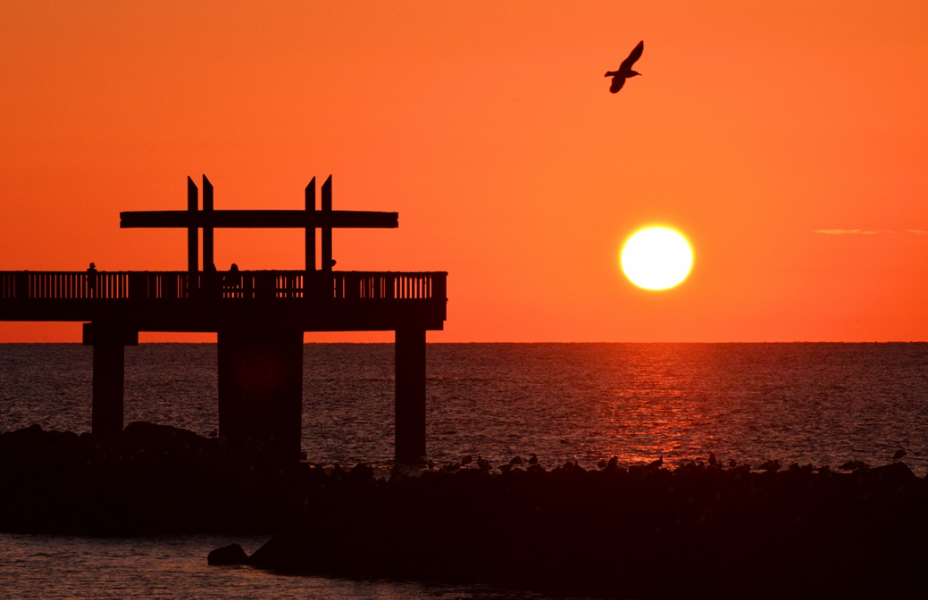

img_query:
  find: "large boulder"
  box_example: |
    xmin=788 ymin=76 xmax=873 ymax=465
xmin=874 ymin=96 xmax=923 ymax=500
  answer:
xmin=247 ymin=535 xmax=309 ymax=571
xmin=123 ymin=421 xmax=211 ymax=453
xmin=208 ymin=543 xmax=249 ymax=565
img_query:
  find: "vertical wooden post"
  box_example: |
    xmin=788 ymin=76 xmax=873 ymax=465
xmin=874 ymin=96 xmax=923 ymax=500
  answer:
xmin=187 ymin=177 xmax=199 ymax=273
xmin=395 ymin=326 xmax=426 ymax=465
xmin=202 ymin=175 xmax=214 ymax=271
xmin=305 ymin=177 xmax=316 ymax=272
xmin=321 ymin=175 xmax=333 ymax=271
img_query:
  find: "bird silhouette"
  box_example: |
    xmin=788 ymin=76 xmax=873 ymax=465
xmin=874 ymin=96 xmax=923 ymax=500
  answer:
xmin=605 ymin=40 xmax=644 ymax=94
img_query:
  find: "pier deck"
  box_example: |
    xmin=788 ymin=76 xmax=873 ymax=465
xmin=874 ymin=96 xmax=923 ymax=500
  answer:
xmin=0 ymin=270 xmax=446 ymax=331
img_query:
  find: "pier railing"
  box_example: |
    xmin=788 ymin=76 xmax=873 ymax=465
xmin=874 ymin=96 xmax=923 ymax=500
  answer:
xmin=0 ymin=271 xmax=446 ymax=303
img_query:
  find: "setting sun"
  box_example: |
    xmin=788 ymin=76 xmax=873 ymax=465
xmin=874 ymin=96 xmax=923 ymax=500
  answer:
xmin=620 ymin=225 xmax=694 ymax=291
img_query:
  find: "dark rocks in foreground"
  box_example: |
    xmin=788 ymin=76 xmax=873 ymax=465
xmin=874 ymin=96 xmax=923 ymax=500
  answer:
xmin=2 ymin=423 xmax=928 ymax=596
xmin=0 ymin=422 xmax=307 ymax=535
xmin=208 ymin=543 xmax=249 ymax=566
xmin=242 ymin=459 xmax=928 ymax=597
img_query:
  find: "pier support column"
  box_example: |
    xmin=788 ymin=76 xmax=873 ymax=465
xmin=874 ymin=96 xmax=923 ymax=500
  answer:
xmin=87 ymin=323 xmax=135 ymax=438
xmin=395 ymin=327 xmax=426 ymax=465
xmin=217 ymin=327 xmax=303 ymax=461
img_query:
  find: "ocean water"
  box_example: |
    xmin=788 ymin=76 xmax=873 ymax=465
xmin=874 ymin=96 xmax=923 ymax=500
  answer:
xmin=1 ymin=343 xmax=927 ymax=598
xmin=0 ymin=534 xmax=513 ymax=600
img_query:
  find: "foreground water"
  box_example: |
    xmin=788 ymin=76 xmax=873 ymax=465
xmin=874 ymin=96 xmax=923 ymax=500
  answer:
xmin=1 ymin=343 xmax=926 ymax=598
xmin=0 ymin=534 xmax=518 ymax=599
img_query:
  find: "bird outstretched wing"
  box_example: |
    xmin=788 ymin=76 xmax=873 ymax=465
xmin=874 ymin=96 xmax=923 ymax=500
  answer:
xmin=619 ymin=40 xmax=644 ymax=72
xmin=609 ymin=77 xmax=625 ymax=94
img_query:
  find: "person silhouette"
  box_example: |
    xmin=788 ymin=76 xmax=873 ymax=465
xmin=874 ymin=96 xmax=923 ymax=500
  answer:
xmin=227 ymin=263 xmax=241 ymax=298
xmin=86 ymin=262 xmax=97 ymax=298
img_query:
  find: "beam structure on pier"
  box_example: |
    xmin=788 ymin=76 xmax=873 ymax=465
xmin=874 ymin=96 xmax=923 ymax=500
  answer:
xmin=121 ymin=209 xmax=398 ymax=230
xmin=0 ymin=174 xmax=446 ymax=467
xmin=122 ymin=175 xmax=396 ymax=275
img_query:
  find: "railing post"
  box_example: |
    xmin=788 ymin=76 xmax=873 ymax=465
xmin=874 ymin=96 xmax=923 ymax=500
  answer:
xmin=164 ymin=273 xmax=177 ymax=300
xmin=16 ymin=272 xmax=27 ymax=300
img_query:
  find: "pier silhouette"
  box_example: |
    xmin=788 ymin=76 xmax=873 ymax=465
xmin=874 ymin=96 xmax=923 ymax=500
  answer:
xmin=0 ymin=175 xmax=447 ymax=465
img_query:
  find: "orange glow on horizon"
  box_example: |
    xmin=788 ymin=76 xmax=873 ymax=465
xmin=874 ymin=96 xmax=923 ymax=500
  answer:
xmin=1 ymin=1 xmax=927 ymax=342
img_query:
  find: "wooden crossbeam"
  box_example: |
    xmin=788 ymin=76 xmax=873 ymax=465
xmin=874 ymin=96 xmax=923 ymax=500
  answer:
xmin=120 ymin=210 xmax=398 ymax=229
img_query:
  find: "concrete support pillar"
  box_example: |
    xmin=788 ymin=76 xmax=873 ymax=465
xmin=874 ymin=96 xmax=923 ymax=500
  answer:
xmin=217 ymin=327 xmax=304 ymax=461
xmin=395 ymin=327 xmax=426 ymax=465
xmin=91 ymin=326 xmax=125 ymax=438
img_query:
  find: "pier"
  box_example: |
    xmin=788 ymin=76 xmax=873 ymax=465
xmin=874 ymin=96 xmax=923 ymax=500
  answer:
xmin=0 ymin=175 xmax=447 ymax=464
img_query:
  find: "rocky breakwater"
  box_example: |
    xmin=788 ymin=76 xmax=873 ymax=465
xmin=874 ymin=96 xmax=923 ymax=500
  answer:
xmin=0 ymin=422 xmax=313 ymax=535
xmin=2 ymin=423 xmax=926 ymax=596
xmin=241 ymin=458 xmax=928 ymax=597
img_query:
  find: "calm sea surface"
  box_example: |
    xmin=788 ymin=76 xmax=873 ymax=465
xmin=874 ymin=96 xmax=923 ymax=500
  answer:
xmin=1 ymin=343 xmax=926 ymax=598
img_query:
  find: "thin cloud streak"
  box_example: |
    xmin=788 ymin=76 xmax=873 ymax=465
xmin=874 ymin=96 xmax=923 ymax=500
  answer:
xmin=814 ymin=228 xmax=928 ymax=237
xmin=814 ymin=228 xmax=880 ymax=236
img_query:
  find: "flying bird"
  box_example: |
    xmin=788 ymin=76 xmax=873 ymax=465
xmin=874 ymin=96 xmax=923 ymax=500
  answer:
xmin=605 ymin=40 xmax=644 ymax=94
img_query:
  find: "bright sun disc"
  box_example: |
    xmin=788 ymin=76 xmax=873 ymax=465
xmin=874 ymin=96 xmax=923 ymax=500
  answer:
xmin=620 ymin=225 xmax=694 ymax=291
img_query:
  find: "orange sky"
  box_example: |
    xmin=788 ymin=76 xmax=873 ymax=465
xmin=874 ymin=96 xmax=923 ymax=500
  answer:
xmin=1 ymin=0 xmax=926 ymax=342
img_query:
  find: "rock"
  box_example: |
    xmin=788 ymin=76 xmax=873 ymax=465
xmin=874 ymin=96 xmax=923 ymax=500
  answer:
xmin=758 ymin=460 xmax=781 ymax=473
xmin=248 ymin=535 xmax=314 ymax=571
xmin=839 ymin=460 xmax=870 ymax=472
xmin=864 ymin=461 xmax=916 ymax=485
xmin=208 ymin=543 xmax=249 ymax=565
xmin=123 ymin=421 xmax=210 ymax=452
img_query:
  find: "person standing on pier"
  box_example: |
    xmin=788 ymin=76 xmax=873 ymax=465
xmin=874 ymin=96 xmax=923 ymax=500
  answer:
xmin=226 ymin=263 xmax=241 ymax=298
xmin=86 ymin=262 xmax=97 ymax=298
